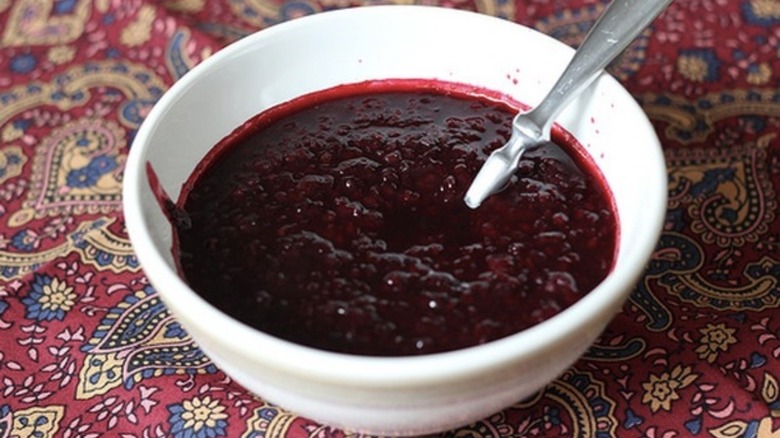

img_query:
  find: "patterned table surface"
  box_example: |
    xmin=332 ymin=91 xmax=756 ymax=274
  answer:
xmin=1 ymin=0 xmax=779 ymax=437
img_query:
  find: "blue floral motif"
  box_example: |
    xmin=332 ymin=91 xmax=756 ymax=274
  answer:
xmin=10 ymin=54 xmax=37 ymax=74
xmin=13 ymin=119 xmax=30 ymax=131
xmin=678 ymin=48 xmax=721 ymax=82
xmin=66 ymin=155 xmax=118 ymax=188
xmin=53 ymin=0 xmax=78 ymax=14
xmin=743 ymin=419 xmax=761 ymax=438
xmin=742 ymin=1 xmax=780 ymax=26
xmin=164 ymin=321 xmax=188 ymax=339
xmin=689 ymin=167 xmax=736 ymax=197
xmin=66 ymin=167 xmax=100 ymax=188
xmin=89 ymin=155 xmax=118 ymax=173
xmin=0 ymin=404 xmax=11 ymax=436
xmin=623 ymin=408 xmax=643 ymax=429
xmin=21 ymin=274 xmax=77 ymax=321
xmin=684 ymin=416 xmax=703 ymax=434
xmin=168 ymin=396 xmax=228 ymax=438
xmin=10 ymin=230 xmax=37 ymax=252
xmin=6 ymin=154 xmax=21 ymax=165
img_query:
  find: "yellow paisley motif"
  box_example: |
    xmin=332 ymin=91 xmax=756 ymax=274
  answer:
xmin=76 ymin=352 xmax=125 ymax=399
xmin=1 ymin=0 xmax=91 ymax=47
xmin=11 ymin=405 xmax=65 ymax=438
xmin=0 ymin=61 xmax=165 ymax=129
xmin=643 ymin=89 xmax=780 ymax=144
xmin=0 ymin=217 xmax=138 ymax=280
xmin=120 ymin=4 xmax=157 ymax=47
xmin=762 ymin=372 xmax=779 ymax=415
xmin=8 ymin=118 xmax=126 ymax=227
xmin=242 ymin=406 xmax=297 ymax=438
xmin=1 ymin=61 xmax=165 ymax=227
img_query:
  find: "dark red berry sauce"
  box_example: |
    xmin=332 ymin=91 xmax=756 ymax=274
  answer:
xmin=172 ymin=80 xmax=617 ymax=356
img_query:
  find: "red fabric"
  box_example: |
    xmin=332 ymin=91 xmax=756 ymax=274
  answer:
xmin=0 ymin=0 xmax=778 ymax=437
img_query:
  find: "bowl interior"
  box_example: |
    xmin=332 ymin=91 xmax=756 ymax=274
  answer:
xmin=125 ymin=5 xmax=666 ymax=376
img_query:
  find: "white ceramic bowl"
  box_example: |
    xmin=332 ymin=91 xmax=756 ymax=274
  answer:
xmin=123 ymin=5 xmax=666 ymax=435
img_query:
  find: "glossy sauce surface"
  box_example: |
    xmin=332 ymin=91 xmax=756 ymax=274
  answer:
xmin=173 ymin=82 xmax=617 ymax=356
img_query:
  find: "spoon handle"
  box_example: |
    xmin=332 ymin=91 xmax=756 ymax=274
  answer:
xmin=463 ymin=0 xmax=672 ymax=209
xmin=526 ymin=0 xmax=674 ymax=135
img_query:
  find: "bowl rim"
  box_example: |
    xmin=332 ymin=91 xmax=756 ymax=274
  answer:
xmin=123 ymin=4 xmax=667 ymax=388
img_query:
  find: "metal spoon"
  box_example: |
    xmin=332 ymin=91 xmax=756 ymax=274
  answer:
xmin=463 ymin=0 xmax=673 ymax=209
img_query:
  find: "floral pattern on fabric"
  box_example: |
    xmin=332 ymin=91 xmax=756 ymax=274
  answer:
xmin=0 ymin=0 xmax=779 ymax=436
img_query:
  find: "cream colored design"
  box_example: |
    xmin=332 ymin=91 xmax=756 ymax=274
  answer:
xmin=47 ymin=45 xmax=77 ymax=65
xmin=120 ymin=4 xmax=157 ymax=47
xmin=750 ymin=0 xmax=780 ymax=18
xmin=0 ymin=218 xmax=140 ymax=280
xmin=78 ymin=288 xmax=213 ymax=399
xmin=8 ymin=118 xmax=126 ymax=227
xmin=641 ymin=365 xmax=698 ymax=413
xmin=685 ymin=135 xmax=775 ymax=247
xmin=242 ymin=406 xmax=296 ymax=438
xmin=695 ymin=323 xmax=737 ymax=363
xmin=0 ymin=61 xmax=166 ymax=227
xmin=1 ymin=0 xmax=91 ymax=47
xmin=73 ymin=218 xmax=140 ymax=273
xmin=0 ymin=61 xmax=166 ymax=130
xmin=76 ymin=351 xmax=125 ymax=399
xmin=163 ymin=0 xmax=206 ymax=13
xmin=643 ymin=89 xmax=780 ymax=144
xmin=179 ymin=397 xmax=228 ymax=433
xmin=11 ymin=405 xmax=65 ymax=438
xmin=229 ymin=0 xmax=514 ymax=28
xmin=677 ymin=53 xmax=711 ymax=82
xmin=0 ymin=146 xmax=27 ymax=185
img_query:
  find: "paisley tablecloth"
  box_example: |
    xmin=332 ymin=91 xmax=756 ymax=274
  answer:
xmin=0 ymin=0 xmax=778 ymax=436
